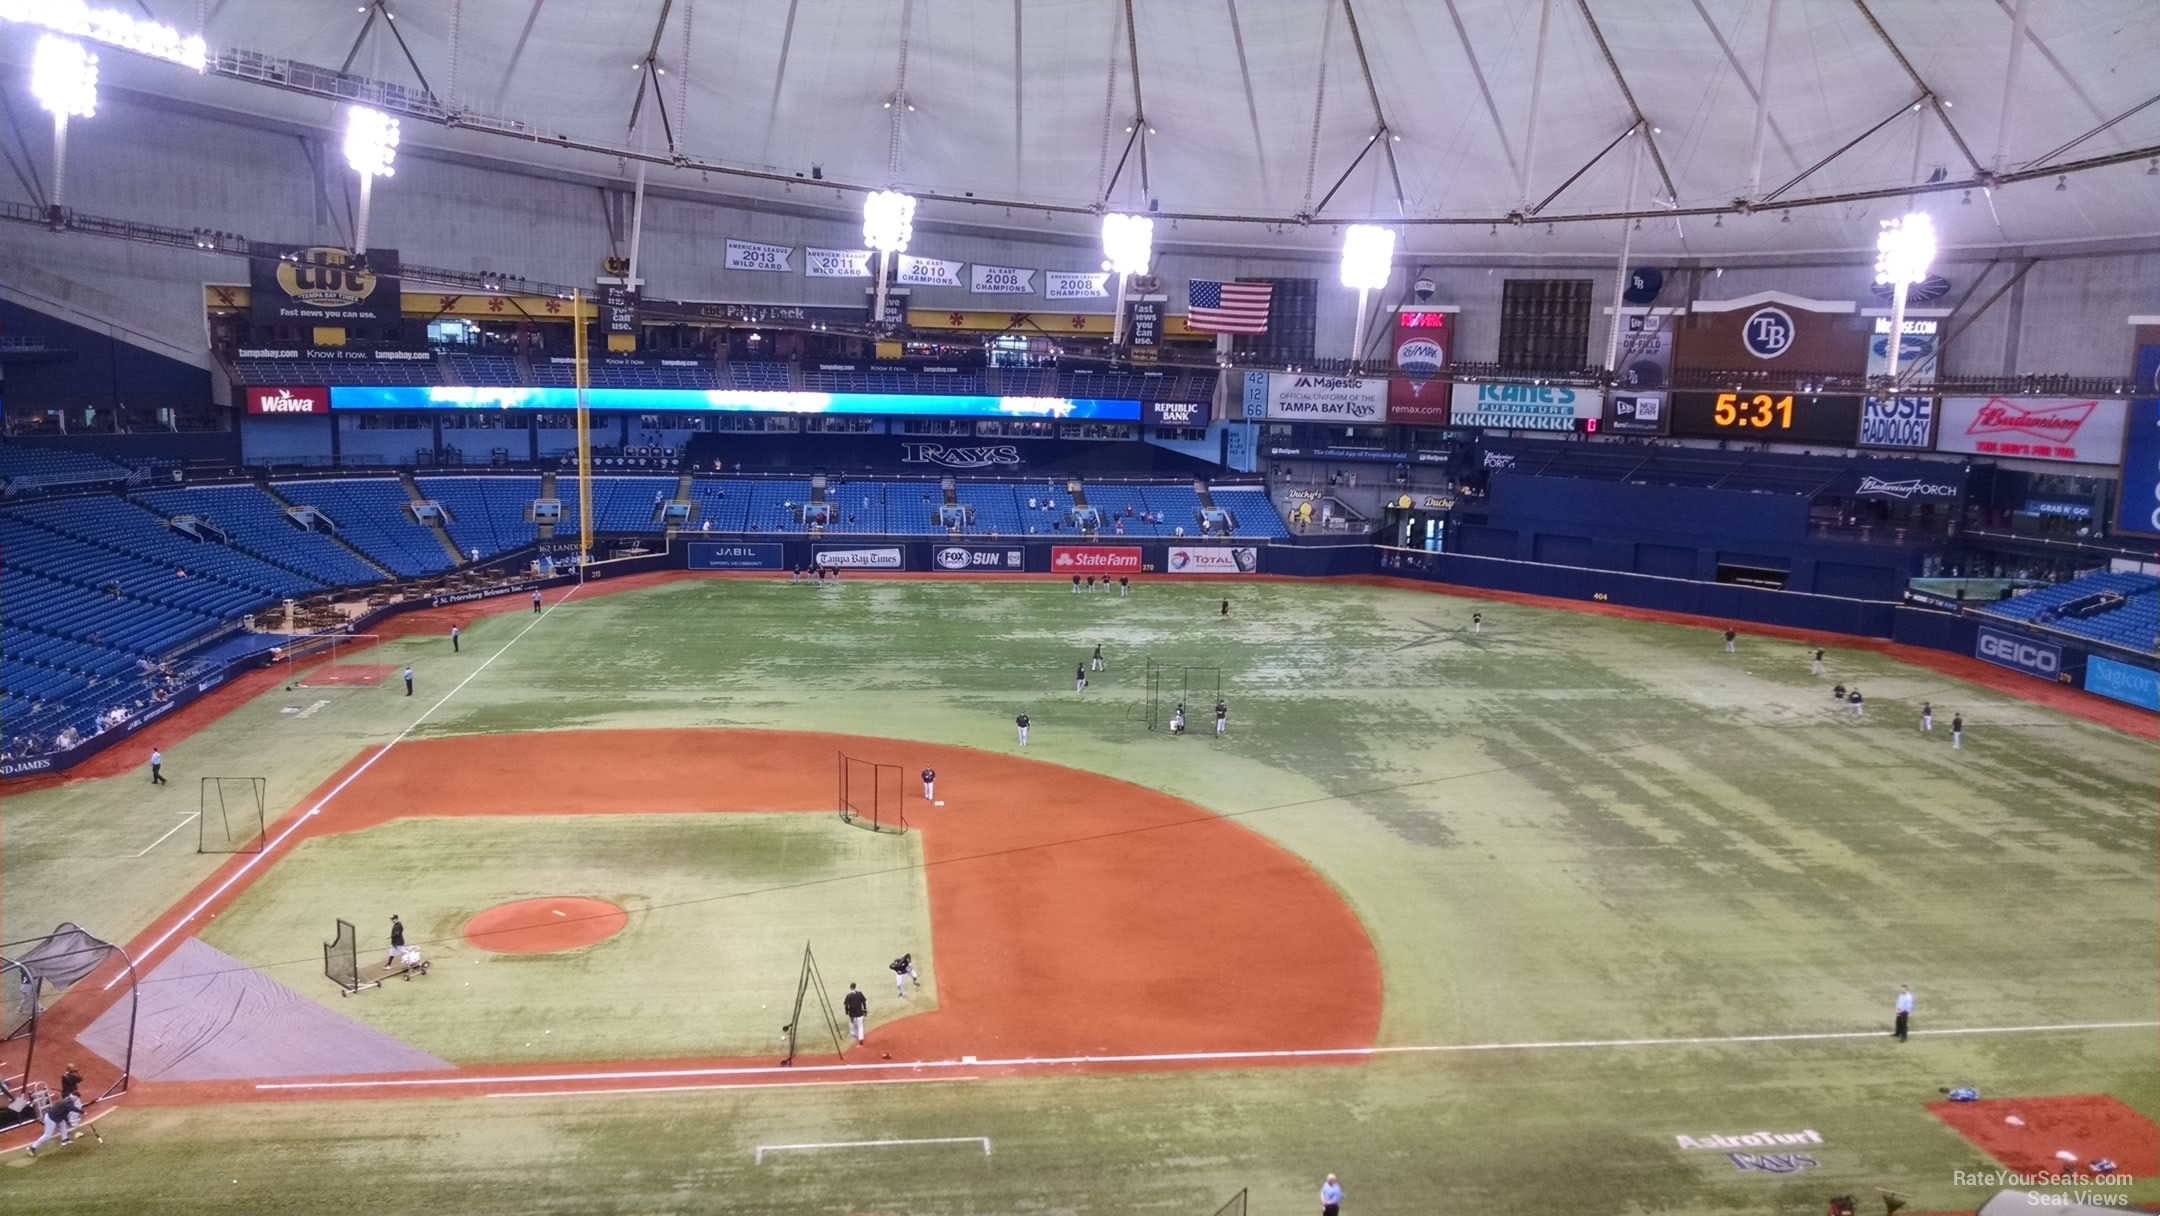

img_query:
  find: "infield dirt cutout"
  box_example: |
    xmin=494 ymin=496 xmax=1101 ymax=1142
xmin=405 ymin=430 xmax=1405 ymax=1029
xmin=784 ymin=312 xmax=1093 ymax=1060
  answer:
xmin=463 ymin=897 xmax=629 ymax=953
xmin=52 ymin=728 xmax=1383 ymax=1106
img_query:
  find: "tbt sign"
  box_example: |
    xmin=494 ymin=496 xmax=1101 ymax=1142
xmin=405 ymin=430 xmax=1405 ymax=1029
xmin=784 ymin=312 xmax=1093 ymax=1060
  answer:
xmin=815 ymin=547 xmax=903 ymax=570
xmin=1975 ymin=626 xmax=2062 ymax=680
xmin=248 ymin=244 xmax=401 ymax=324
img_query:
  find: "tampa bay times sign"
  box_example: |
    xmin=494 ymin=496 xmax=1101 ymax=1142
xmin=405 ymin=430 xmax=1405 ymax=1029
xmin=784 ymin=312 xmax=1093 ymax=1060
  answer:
xmin=248 ymin=244 xmax=402 ymax=324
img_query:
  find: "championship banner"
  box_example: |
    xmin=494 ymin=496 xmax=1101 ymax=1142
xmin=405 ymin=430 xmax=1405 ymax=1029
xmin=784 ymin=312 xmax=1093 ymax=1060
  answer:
xmin=806 ymin=248 xmax=874 ymax=278
xmin=1050 ymin=545 xmax=1141 ymax=574
xmin=688 ymin=542 xmax=784 ymax=570
xmin=1858 ymin=315 xmax=1938 ymax=448
xmin=598 ymin=284 xmax=639 ymax=337
xmin=814 ymin=547 xmax=903 ymax=570
xmin=932 ymin=545 xmax=1026 ymax=572
xmin=2115 ymin=346 xmax=2160 ymax=536
xmin=969 ymin=264 xmax=1035 ymax=294
xmin=1604 ymin=392 xmax=1666 ymax=435
xmin=1165 ymin=546 xmax=1260 ymax=575
xmin=1264 ymin=374 xmax=1387 ymax=422
xmin=1387 ymin=310 xmax=1451 ymax=422
xmin=247 ymin=244 xmax=401 ymax=323
xmin=896 ymin=256 xmax=964 ymax=287
xmin=1935 ymin=396 xmax=2126 ymax=464
xmin=724 ymin=239 xmax=794 ymax=272
xmin=1448 ymin=382 xmax=1596 ymax=430
xmin=1046 ymin=271 xmax=1111 ymax=300
xmin=246 ymin=386 xmax=329 ymax=415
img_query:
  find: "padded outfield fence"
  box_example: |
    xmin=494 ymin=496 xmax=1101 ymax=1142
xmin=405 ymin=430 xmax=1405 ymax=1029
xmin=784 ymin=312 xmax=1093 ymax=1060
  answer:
xmin=837 ymin=752 xmax=906 ymax=833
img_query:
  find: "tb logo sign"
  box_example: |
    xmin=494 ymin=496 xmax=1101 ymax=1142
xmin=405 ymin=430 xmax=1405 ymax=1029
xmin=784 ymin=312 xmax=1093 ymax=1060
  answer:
xmin=1742 ymin=307 xmax=1795 ymax=360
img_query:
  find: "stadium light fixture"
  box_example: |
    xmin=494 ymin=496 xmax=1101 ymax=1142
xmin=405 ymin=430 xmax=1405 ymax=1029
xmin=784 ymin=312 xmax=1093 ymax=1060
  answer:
xmin=343 ymin=105 xmax=400 ymax=256
xmin=1339 ymin=224 xmax=1396 ymax=366
xmin=1873 ymin=211 xmax=1935 ymax=379
xmin=862 ymin=190 xmax=917 ymax=326
xmin=0 ymin=0 xmax=208 ymax=71
xmin=1101 ymin=213 xmax=1153 ymax=345
xmin=31 ymin=35 xmax=97 ymax=215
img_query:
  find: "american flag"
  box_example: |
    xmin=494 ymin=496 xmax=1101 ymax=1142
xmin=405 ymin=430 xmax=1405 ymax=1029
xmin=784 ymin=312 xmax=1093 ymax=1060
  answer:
xmin=1186 ymin=279 xmax=1273 ymax=334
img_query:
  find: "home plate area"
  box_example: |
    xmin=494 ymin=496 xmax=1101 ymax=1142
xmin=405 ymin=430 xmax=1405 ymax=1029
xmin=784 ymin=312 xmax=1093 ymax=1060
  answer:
xmin=77 ymin=938 xmax=450 ymax=1082
xmin=1928 ymin=1094 xmax=2158 ymax=1181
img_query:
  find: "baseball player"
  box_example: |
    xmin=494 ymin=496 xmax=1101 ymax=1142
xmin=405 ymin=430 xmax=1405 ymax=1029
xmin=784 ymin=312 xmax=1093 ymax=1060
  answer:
xmin=1811 ymin=647 xmax=1825 ymax=675
xmin=450 ymin=625 xmax=461 ymax=653
xmin=1951 ymin=713 xmax=1963 ymax=749
xmin=386 ymin=914 xmax=406 ymax=966
xmin=531 ymin=589 xmax=542 ymax=613
xmin=1832 ymin=682 xmax=1847 ymax=704
xmin=25 ymin=1092 xmax=83 ymax=1156
xmin=1472 ymin=611 xmax=1482 ymax=635
xmin=1220 ymin=597 xmax=1230 ymax=617
xmin=843 ymin=983 xmax=867 ymax=1044
xmin=1170 ymin=703 xmax=1187 ymax=735
xmin=1075 ymin=662 xmax=1088 ymax=693
xmin=1215 ymin=699 xmax=1227 ymax=737
xmin=1091 ymin=644 xmax=1104 ymax=672
xmin=1893 ymin=985 xmax=1914 ymax=1041
xmin=1118 ymin=576 xmax=1129 ymax=597
xmin=1015 ymin=712 xmax=1029 ymax=747
xmin=1921 ymin=701 xmax=1933 ymax=732
xmin=1723 ymin=628 xmax=1737 ymax=653
xmin=1071 ymin=574 xmax=1081 ymax=594
xmin=890 ymin=952 xmax=920 ymax=996
xmin=1848 ymin=687 xmax=1864 ymax=718
xmin=921 ymin=766 xmax=935 ymax=802
xmin=403 ymin=665 xmax=414 ymax=696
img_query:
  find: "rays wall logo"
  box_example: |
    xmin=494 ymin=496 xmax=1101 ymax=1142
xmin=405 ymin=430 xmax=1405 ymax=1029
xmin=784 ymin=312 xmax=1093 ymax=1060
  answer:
xmin=1742 ymin=307 xmax=1796 ymax=359
xmin=900 ymin=442 xmax=1021 ymax=469
xmin=1855 ymin=476 xmax=1960 ymax=500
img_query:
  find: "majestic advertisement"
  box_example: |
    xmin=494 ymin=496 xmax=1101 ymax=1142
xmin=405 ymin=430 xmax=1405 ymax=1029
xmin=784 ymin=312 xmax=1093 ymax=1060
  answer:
xmin=1045 ymin=272 xmax=1111 ymax=300
xmin=723 ymin=239 xmax=794 ymax=272
xmin=246 ymin=386 xmax=330 ymax=415
xmin=1144 ymin=400 xmax=1210 ymax=428
xmin=1264 ymin=375 xmax=1387 ymax=422
xmin=1935 ymin=397 xmax=2127 ymax=464
xmin=1448 ymin=382 xmax=1597 ymax=430
xmin=814 ymin=547 xmax=903 ymax=570
xmin=1604 ymin=392 xmax=1666 ymax=435
xmin=1675 ymin=294 xmax=1868 ymax=374
xmin=2114 ymin=345 xmax=2160 ymax=536
xmin=2085 ymin=656 xmax=2160 ymax=711
xmin=1049 ymin=545 xmax=1141 ymax=574
xmin=1165 ymin=546 xmax=1260 ymax=574
xmin=329 ymin=387 xmax=1141 ymax=421
xmin=932 ymin=546 xmax=1026 ymax=572
xmin=1386 ymin=310 xmax=1451 ymax=422
xmin=687 ymin=542 xmax=784 ymax=570
xmin=1859 ymin=316 xmax=1938 ymax=448
xmin=248 ymin=244 xmax=401 ymax=323
xmin=969 ymin=264 xmax=1035 ymax=294
xmin=1975 ymin=626 xmax=2062 ymax=680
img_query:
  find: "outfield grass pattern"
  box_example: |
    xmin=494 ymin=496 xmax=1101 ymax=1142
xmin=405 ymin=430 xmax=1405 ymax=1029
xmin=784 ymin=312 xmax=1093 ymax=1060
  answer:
xmin=3 ymin=576 xmax=2153 ymax=1214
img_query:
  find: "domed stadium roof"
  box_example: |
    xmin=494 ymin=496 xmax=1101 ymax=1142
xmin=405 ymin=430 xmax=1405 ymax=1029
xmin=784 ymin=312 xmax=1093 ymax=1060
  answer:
xmin=25 ymin=0 xmax=2160 ymax=256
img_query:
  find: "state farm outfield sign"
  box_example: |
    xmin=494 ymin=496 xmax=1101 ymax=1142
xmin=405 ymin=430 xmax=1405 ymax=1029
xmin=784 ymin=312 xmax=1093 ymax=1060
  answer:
xmin=1051 ymin=545 xmax=1141 ymax=574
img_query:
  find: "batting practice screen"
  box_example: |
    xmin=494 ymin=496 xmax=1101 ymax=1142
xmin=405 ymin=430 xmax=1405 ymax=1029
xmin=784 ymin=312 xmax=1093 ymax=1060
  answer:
xmin=837 ymin=752 xmax=907 ymax=833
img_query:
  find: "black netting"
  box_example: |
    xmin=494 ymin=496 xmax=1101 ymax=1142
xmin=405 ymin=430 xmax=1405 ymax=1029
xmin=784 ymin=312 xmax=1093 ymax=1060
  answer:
xmin=324 ymin=920 xmax=359 ymax=993
xmin=1 ymin=924 xmax=118 ymax=1040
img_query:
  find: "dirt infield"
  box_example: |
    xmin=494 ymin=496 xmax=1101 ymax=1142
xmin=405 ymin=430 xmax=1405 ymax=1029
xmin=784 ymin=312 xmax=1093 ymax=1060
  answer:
xmin=296 ymin=663 xmax=398 ymax=688
xmin=463 ymin=898 xmax=629 ymax=953
xmin=1929 ymin=1094 xmax=2160 ymax=1180
xmin=44 ymin=727 xmax=1381 ymax=1106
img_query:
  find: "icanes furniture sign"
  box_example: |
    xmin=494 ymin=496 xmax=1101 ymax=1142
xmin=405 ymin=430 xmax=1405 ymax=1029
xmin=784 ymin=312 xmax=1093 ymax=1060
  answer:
xmin=246 ymin=386 xmax=330 ymax=415
xmin=1935 ymin=397 xmax=2125 ymax=464
xmin=1448 ymin=382 xmax=1596 ymax=430
xmin=1675 ymin=292 xmax=1866 ymax=374
xmin=1263 ymin=375 xmax=1387 ymax=422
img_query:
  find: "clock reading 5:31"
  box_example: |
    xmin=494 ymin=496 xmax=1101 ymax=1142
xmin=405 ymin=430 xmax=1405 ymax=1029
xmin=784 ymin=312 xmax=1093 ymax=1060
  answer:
xmin=1712 ymin=391 xmax=1795 ymax=428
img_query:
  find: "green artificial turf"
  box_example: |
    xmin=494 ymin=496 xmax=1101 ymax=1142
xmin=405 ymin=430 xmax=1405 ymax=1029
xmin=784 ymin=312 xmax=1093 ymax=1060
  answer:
xmin=4 ymin=576 xmax=2154 ymax=1214
xmin=195 ymin=813 xmax=932 ymax=1062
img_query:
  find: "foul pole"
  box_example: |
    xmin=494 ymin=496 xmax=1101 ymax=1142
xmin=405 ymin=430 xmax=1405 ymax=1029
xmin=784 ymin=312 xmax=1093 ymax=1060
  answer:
xmin=571 ymin=289 xmax=595 ymax=564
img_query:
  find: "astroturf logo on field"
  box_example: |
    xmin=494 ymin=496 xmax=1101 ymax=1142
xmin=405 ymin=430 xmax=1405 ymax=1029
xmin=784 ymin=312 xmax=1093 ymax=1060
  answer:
xmin=1675 ymin=1129 xmax=1823 ymax=1151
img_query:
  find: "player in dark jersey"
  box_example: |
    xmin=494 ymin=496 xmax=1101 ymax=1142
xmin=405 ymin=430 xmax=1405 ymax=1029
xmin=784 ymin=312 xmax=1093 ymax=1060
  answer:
xmin=1723 ymin=628 xmax=1737 ymax=653
xmin=1015 ymin=712 xmax=1030 ymax=747
xmin=890 ymin=952 xmax=919 ymax=996
xmin=1848 ymin=688 xmax=1864 ymax=718
xmin=1072 ymin=574 xmax=1081 ymax=594
xmin=1921 ymin=701 xmax=1933 ymax=732
xmin=1091 ymin=644 xmax=1104 ymax=672
xmin=1951 ymin=713 xmax=1963 ymax=748
xmin=1811 ymin=647 xmax=1826 ymax=675
xmin=921 ymin=767 xmax=936 ymax=802
xmin=1076 ymin=662 xmax=1088 ymax=692
xmin=1215 ymin=699 xmax=1227 ymax=737
xmin=842 ymin=984 xmax=868 ymax=1043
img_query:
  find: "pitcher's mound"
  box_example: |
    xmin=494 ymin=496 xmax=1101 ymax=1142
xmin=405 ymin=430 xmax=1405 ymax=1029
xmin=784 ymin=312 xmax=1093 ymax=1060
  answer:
xmin=463 ymin=897 xmax=627 ymax=953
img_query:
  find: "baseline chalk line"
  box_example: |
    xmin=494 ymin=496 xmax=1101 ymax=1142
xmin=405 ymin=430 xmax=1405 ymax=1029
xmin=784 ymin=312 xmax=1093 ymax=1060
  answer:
xmin=135 ymin=812 xmax=201 ymax=857
xmin=756 ymin=1136 xmax=991 ymax=1164
xmin=485 ymin=1076 xmax=973 ymax=1100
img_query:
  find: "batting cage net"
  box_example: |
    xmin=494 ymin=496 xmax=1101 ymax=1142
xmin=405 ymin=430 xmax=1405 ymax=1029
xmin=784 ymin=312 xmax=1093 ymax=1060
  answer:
xmin=323 ymin=918 xmax=370 ymax=996
xmin=1137 ymin=659 xmax=1221 ymax=732
xmin=837 ymin=752 xmax=907 ymax=833
xmin=278 ymin=632 xmax=384 ymax=686
xmin=1 ymin=923 xmax=137 ymax=1100
xmin=199 ymin=776 xmax=268 ymax=854
xmin=779 ymin=942 xmax=849 ymax=1067
xmin=1209 ymin=1188 xmax=1249 ymax=1216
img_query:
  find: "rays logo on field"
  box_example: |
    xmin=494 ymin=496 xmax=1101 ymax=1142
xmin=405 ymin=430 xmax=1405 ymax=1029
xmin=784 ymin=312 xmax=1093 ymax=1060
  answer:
xmin=1855 ymin=476 xmax=1959 ymax=500
xmin=1728 ymin=1153 xmax=1819 ymax=1174
xmin=1742 ymin=307 xmax=1796 ymax=359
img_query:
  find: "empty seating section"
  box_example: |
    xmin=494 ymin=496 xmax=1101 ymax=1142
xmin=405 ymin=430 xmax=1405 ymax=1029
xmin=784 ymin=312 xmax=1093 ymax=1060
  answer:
xmin=727 ymin=362 xmax=793 ymax=390
xmin=557 ymin=476 xmax=679 ymax=533
xmin=954 ymin=482 xmax=1027 ymax=534
xmin=442 ymin=351 xmax=524 ymax=386
xmin=136 ymin=485 xmax=385 ymax=586
xmin=7 ymin=496 xmax=313 ymax=602
xmin=533 ymin=362 xmax=718 ymax=388
xmin=685 ymin=478 xmax=750 ymax=530
xmin=818 ymin=481 xmax=944 ymax=534
xmin=802 ymin=368 xmax=985 ymax=395
xmin=1209 ymin=486 xmax=1292 ymax=537
xmin=1982 ymin=571 xmax=2159 ymax=651
xmin=278 ymin=478 xmax=458 ymax=576
xmin=0 ymin=443 xmax=134 ymax=488
xmin=995 ymin=368 xmax=1054 ymax=396
xmin=417 ymin=476 xmax=541 ymax=556
xmin=741 ymin=480 xmax=816 ymax=532
xmin=1058 ymin=370 xmax=1179 ymax=401
xmin=229 ymin=357 xmax=439 ymax=386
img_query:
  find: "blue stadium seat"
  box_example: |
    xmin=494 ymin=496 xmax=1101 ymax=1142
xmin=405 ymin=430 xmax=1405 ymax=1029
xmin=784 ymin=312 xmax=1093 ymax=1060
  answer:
xmin=415 ymin=476 xmax=541 ymax=557
xmin=275 ymin=478 xmax=459 ymax=576
xmin=134 ymin=485 xmax=387 ymax=586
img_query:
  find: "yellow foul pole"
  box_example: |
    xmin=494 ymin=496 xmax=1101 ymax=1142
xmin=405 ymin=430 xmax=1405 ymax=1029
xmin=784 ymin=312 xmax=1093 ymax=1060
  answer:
xmin=571 ymin=289 xmax=594 ymax=564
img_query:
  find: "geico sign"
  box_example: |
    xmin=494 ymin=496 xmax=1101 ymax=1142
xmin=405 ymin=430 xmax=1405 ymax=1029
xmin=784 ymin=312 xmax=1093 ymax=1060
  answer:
xmin=1978 ymin=631 xmax=2059 ymax=674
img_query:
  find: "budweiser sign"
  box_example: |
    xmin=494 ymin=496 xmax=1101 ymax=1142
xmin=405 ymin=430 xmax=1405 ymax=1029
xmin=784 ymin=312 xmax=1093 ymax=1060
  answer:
xmin=1937 ymin=396 xmax=2126 ymax=463
xmin=246 ymin=386 xmax=330 ymax=415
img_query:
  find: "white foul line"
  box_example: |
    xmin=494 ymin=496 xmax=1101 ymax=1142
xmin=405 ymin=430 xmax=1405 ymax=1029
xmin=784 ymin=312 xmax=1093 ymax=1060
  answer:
xmin=135 ymin=812 xmax=201 ymax=857
xmin=108 ymin=587 xmax=583 ymax=989
xmin=756 ymin=1136 xmax=991 ymax=1164
xmin=486 ymin=1076 xmax=974 ymax=1100
xmin=254 ymin=1018 xmax=2159 ymax=1092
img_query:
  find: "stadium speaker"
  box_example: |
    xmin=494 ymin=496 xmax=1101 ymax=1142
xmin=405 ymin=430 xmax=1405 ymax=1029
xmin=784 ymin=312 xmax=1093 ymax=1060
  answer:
xmin=1621 ymin=267 xmax=1665 ymax=305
